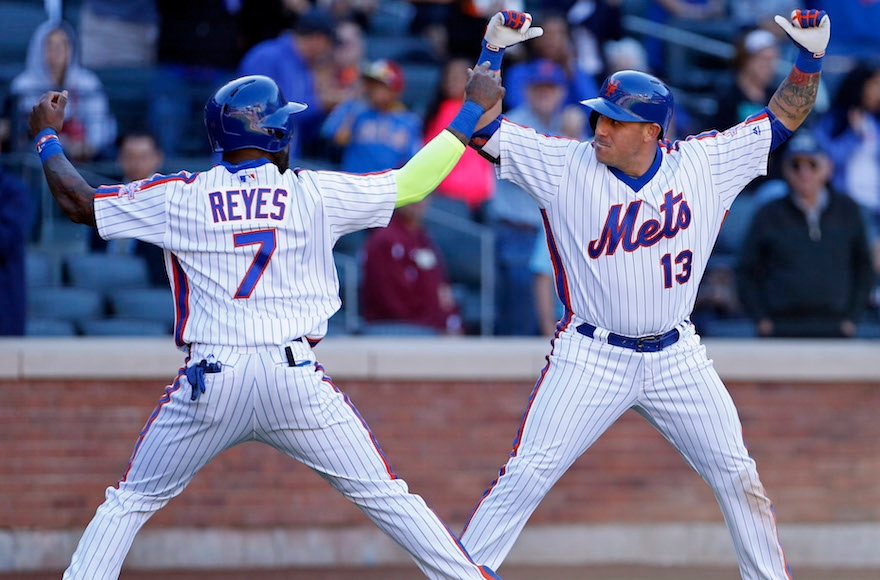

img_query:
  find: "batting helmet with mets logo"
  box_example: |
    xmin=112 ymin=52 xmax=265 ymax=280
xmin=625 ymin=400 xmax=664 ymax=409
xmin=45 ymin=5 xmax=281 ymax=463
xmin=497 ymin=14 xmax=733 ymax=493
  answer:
xmin=580 ymin=70 xmax=674 ymax=139
xmin=204 ymin=75 xmax=308 ymax=153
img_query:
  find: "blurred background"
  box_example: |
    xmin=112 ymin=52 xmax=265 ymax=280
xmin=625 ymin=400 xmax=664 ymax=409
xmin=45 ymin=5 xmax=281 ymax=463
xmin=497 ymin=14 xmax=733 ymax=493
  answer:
xmin=1 ymin=0 xmax=879 ymax=577
xmin=1 ymin=0 xmax=878 ymax=340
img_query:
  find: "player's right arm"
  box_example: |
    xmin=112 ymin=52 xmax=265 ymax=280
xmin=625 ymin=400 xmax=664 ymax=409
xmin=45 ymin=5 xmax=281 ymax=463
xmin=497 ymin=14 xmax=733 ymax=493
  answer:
xmin=29 ymin=90 xmax=97 ymax=228
xmin=465 ymin=10 xmax=551 ymax=167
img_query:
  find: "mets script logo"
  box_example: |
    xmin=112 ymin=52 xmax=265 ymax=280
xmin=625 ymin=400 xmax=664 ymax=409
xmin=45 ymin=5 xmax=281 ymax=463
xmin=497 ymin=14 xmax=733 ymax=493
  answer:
xmin=604 ymin=80 xmax=620 ymax=97
xmin=588 ymin=191 xmax=691 ymax=258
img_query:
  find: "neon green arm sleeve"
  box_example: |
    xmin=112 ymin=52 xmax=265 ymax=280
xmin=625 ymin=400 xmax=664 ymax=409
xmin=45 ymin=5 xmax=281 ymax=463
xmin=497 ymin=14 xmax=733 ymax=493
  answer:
xmin=393 ymin=129 xmax=465 ymax=208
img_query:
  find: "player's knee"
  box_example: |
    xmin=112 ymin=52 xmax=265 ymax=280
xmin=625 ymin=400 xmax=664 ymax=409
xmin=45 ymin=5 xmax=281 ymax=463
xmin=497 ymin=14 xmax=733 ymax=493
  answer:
xmin=505 ymin=455 xmax=564 ymax=496
xmin=706 ymin=460 xmax=766 ymax=498
xmin=107 ymin=483 xmax=179 ymax=511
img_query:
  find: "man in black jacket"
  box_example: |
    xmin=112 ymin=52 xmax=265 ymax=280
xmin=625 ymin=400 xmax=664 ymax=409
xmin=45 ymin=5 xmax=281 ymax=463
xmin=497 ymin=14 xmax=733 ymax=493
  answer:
xmin=737 ymin=129 xmax=875 ymax=337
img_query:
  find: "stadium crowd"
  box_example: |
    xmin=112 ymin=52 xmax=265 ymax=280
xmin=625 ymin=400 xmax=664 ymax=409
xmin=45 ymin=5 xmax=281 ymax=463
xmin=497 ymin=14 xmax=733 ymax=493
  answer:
xmin=1 ymin=0 xmax=879 ymax=338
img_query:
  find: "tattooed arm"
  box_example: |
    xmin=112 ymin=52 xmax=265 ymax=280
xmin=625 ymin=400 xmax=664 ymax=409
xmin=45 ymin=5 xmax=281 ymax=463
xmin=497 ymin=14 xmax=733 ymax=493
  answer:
xmin=768 ymin=67 xmax=821 ymax=131
xmin=29 ymin=91 xmax=97 ymax=227
xmin=768 ymin=9 xmax=830 ymax=131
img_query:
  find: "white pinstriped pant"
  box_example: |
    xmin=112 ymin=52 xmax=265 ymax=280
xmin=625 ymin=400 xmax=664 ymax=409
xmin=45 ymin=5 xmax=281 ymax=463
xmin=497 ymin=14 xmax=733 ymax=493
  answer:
xmin=64 ymin=340 xmax=498 ymax=580
xmin=460 ymin=321 xmax=791 ymax=580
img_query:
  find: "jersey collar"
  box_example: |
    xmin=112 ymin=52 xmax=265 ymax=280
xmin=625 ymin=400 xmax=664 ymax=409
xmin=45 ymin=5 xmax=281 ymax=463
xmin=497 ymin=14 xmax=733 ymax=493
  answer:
xmin=609 ymin=144 xmax=662 ymax=192
xmin=219 ymin=158 xmax=274 ymax=173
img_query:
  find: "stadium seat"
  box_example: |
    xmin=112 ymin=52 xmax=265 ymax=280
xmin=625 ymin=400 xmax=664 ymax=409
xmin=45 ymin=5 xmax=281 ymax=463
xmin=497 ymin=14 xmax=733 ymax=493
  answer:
xmin=365 ymin=35 xmax=435 ymax=64
xmin=700 ymin=318 xmax=758 ymax=338
xmin=360 ymin=321 xmax=439 ymax=336
xmin=715 ymin=192 xmax=759 ymax=257
xmin=856 ymin=322 xmax=880 ymax=339
xmin=0 ymin=2 xmax=46 ymax=64
xmin=424 ymin=211 xmax=484 ymax=290
xmin=63 ymin=252 xmax=151 ymax=293
xmin=0 ymin=63 xmax=24 ymax=94
xmin=334 ymin=230 xmax=368 ymax=258
xmin=366 ymin=1 xmax=415 ymax=37
xmin=423 ymin=207 xmax=495 ymax=335
xmin=399 ymin=63 xmax=442 ymax=118
xmin=108 ymin=288 xmax=175 ymax=333
xmin=427 ymin=195 xmax=472 ymax=220
xmin=25 ymin=251 xmax=54 ymax=288
xmin=25 ymin=318 xmax=77 ymax=337
xmin=79 ymin=317 xmax=169 ymax=337
xmin=95 ymin=66 xmax=158 ymax=137
xmin=333 ymin=251 xmax=361 ymax=334
xmin=28 ymin=286 xmax=105 ymax=323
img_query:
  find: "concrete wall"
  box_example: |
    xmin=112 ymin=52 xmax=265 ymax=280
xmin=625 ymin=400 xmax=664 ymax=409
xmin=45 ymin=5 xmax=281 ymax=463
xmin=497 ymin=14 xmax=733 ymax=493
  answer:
xmin=1 ymin=337 xmax=878 ymax=571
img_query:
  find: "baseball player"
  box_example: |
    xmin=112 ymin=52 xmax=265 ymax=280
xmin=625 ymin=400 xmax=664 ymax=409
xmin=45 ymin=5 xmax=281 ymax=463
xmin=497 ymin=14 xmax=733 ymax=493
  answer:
xmin=460 ymin=9 xmax=830 ymax=580
xmin=28 ymin=15 xmax=533 ymax=574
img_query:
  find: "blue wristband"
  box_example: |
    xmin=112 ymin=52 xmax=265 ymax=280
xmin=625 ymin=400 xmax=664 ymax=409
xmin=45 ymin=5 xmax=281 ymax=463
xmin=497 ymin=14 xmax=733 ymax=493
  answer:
xmin=794 ymin=49 xmax=822 ymax=74
xmin=34 ymin=128 xmax=64 ymax=163
xmin=478 ymin=39 xmax=505 ymax=72
xmin=448 ymin=100 xmax=486 ymax=138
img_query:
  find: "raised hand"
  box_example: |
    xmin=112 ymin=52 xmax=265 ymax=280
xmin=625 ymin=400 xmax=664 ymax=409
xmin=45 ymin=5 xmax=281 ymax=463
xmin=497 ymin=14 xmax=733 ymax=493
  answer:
xmin=483 ymin=10 xmax=544 ymax=51
xmin=774 ymin=9 xmax=830 ymax=58
xmin=465 ymin=62 xmax=506 ymax=111
xmin=29 ymin=90 xmax=68 ymax=137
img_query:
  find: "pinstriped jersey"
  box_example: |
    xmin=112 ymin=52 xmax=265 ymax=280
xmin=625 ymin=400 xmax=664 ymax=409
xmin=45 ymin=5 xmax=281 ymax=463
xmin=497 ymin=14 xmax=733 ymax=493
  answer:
xmin=497 ymin=113 xmax=773 ymax=337
xmin=94 ymin=159 xmax=397 ymax=347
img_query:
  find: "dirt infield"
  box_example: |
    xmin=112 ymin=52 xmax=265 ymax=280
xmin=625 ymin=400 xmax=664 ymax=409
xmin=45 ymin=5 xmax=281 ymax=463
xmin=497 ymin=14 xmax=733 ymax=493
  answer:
xmin=5 ymin=566 xmax=879 ymax=580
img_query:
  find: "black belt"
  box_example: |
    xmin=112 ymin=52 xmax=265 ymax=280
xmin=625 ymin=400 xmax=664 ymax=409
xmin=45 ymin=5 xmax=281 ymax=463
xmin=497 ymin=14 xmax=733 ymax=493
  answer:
xmin=284 ymin=337 xmax=310 ymax=367
xmin=576 ymin=323 xmax=680 ymax=353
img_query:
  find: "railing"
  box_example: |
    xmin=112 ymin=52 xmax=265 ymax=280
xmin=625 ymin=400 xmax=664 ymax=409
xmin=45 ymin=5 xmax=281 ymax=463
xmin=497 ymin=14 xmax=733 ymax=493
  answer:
xmin=622 ymin=14 xmax=735 ymax=60
xmin=423 ymin=207 xmax=495 ymax=336
xmin=332 ymin=251 xmax=361 ymax=335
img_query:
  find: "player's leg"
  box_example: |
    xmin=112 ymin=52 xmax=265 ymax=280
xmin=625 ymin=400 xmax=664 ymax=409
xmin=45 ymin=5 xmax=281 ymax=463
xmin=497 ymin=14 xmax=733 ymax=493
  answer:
xmin=459 ymin=329 xmax=642 ymax=570
xmin=254 ymin=350 xmax=499 ymax=580
xmin=637 ymin=331 xmax=791 ymax=580
xmin=64 ymin=353 xmax=254 ymax=579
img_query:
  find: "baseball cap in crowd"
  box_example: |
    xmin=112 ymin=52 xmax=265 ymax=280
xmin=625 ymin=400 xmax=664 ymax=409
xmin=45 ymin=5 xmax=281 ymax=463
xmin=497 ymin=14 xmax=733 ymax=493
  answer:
xmin=362 ymin=59 xmax=405 ymax=93
xmin=293 ymin=8 xmax=339 ymax=43
xmin=524 ymin=58 xmax=567 ymax=87
xmin=784 ymin=130 xmax=826 ymax=160
xmin=734 ymin=28 xmax=778 ymax=70
xmin=743 ymin=28 xmax=777 ymax=55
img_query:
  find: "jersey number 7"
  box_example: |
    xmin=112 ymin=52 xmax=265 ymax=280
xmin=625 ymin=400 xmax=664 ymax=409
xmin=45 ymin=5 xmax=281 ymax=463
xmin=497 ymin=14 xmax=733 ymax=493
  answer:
xmin=234 ymin=229 xmax=277 ymax=299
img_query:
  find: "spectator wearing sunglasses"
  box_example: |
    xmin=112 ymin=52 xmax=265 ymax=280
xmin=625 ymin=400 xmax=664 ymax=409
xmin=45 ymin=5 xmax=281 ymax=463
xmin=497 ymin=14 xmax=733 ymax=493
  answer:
xmin=736 ymin=130 xmax=875 ymax=338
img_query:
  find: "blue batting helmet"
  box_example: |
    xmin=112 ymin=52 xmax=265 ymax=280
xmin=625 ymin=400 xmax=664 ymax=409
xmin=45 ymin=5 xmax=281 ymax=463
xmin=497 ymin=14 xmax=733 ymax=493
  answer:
xmin=204 ymin=75 xmax=308 ymax=153
xmin=580 ymin=70 xmax=674 ymax=138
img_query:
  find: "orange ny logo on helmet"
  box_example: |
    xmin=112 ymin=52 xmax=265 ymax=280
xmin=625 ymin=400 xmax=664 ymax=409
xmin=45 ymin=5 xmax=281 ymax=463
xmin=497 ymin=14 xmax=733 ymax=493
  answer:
xmin=604 ymin=80 xmax=620 ymax=97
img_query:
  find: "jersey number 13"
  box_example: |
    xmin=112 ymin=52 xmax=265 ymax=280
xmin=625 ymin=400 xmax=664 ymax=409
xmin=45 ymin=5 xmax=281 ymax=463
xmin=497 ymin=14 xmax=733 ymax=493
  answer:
xmin=660 ymin=250 xmax=693 ymax=288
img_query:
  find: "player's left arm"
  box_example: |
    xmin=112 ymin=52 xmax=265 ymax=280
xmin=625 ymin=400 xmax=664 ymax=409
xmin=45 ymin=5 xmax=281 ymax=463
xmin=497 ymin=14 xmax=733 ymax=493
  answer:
xmin=768 ymin=9 xmax=830 ymax=132
xmin=394 ymin=11 xmax=541 ymax=207
xmin=29 ymin=90 xmax=98 ymax=227
xmin=393 ymin=63 xmax=503 ymax=207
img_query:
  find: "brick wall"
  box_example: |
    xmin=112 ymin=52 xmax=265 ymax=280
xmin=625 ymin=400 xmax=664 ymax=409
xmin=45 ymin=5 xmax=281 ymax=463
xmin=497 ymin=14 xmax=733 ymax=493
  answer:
xmin=4 ymin=377 xmax=878 ymax=532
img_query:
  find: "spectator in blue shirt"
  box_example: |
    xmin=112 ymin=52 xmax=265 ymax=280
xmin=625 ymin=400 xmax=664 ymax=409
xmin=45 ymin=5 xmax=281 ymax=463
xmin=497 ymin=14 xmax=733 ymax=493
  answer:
xmin=487 ymin=59 xmax=581 ymax=336
xmin=238 ymin=8 xmax=339 ymax=161
xmin=502 ymin=12 xmax=599 ymax=111
xmin=321 ymin=59 xmax=422 ymax=174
